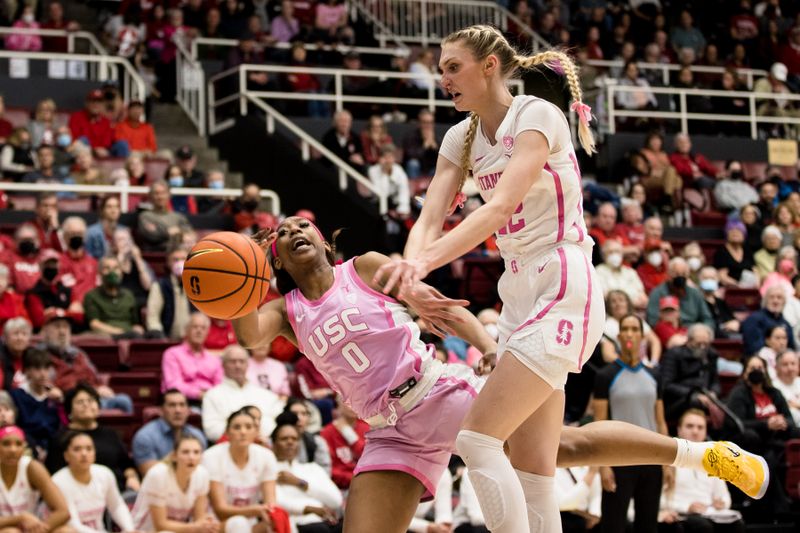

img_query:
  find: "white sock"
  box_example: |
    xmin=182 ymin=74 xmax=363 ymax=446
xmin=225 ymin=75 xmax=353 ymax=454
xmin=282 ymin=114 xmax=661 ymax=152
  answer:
xmin=671 ymin=438 xmax=713 ymax=471
xmin=456 ymin=430 xmax=530 ymax=533
xmin=515 ymin=469 xmax=563 ymax=533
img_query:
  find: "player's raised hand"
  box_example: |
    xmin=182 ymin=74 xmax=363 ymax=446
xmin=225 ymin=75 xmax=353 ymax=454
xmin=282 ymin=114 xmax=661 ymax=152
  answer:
xmin=252 ymin=228 xmax=277 ymax=255
xmin=373 ymin=257 xmax=431 ymax=299
xmin=400 ymin=284 xmax=469 ymax=338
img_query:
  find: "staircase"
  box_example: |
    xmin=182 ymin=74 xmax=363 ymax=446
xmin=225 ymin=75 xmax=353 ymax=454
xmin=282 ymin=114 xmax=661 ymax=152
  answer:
xmin=149 ymin=102 xmax=243 ymax=188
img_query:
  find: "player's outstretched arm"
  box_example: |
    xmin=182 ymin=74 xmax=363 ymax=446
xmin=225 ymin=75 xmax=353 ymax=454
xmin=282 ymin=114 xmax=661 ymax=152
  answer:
xmin=232 ymin=297 xmax=295 ymax=350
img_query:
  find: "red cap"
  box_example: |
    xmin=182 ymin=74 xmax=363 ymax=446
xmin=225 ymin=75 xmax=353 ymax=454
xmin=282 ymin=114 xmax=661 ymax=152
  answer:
xmin=39 ymin=249 xmax=61 ymax=264
xmin=87 ymin=89 xmax=104 ymax=101
xmin=659 ymin=295 xmax=680 ymax=310
xmin=42 ymin=307 xmax=71 ymax=325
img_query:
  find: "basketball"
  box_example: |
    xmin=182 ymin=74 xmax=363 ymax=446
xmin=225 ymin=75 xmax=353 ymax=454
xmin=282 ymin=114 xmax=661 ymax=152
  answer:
xmin=182 ymin=231 xmax=271 ymax=320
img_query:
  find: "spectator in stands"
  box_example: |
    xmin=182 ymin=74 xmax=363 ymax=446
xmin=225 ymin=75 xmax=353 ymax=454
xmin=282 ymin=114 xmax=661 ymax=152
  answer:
xmin=712 ymin=69 xmax=750 ymax=136
xmin=0 ymin=263 xmax=28 ymax=330
xmin=114 ymin=100 xmax=157 ymax=156
xmin=132 ymin=388 xmax=207 ymax=476
xmin=758 ymin=324 xmax=790 ymax=378
xmin=10 ymin=348 xmax=61 ymax=459
xmin=754 ymin=225 xmax=782 ymax=281
xmin=773 ymin=202 xmax=797 ymax=247
xmin=0 ymin=317 xmax=31 ymax=390
xmin=283 ymin=399 xmax=332 ymax=474
xmin=320 ymin=397 xmax=368 ymax=490
xmin=25 ymin=249 xmax=81 ymax=331
xmin=146 ymin=245 xmax=191 ymax=339
xmin=161 ymin=313 xmax=223 ymax=405
xmin=760 ymin=245 xmax=797 ymax=299
xmin=314 ymin=0 xmax=349 ymax=43
xmin=680 ymin=241 xmax=705 ymax=284
xmin=594 ymin=314 xmax=667 ymax=533
xmin=271 ymin=0 xmax=300 ymax=43
xmin=22 ymin=145 xmax=66 ymax=184
xmin=68 ymin=145 xmax=105 ymax=187
xmin=272 ymin=419 xmax=343 ymax=531
xmin=754 ymin=63 xmax=800 ymax=137
xmin=713 ymin=220 xmax=756 ymax=288
xmin=203 ymin=344 xmax=285 ymax=442
xmin=360 ymin=115 xmax=394 ymax=167
xmin=205 ymin=317 xmax=237 ymax=352
xmin=294 ymin=356 xmax=335 ymax=425
xmin=773 ymin=351 xmax=800 ymax=425
xmin=175 ymin=145 xmax=205 ymax=188
xmin=596 ymin=239 xmax=647 ymax=308
xmin=231 ymin=182 xmax=276 ymax=235
xmin=137 ymin=180 xmax=193 ymax=252
xmin=85 ymin=196 xmax=124 ymax=260
xmin=601 ymin=290 xmax=663 ymax=367
xmin=670 ymin=9 xmax=706 ymax=57
xmin=46 ymin=383 xmax=139 ymax=492
xmin=756 ymin=182 xmax=778 ymax=225
xmin=668 ymin=133 xmax=720 ymax=194
xmin=742 ymin=285 xmax=796 ymax=355
xmin=778 ymin=26 xmax=800 ymax=83
xmin=629 ymin=182 xmax=658 ymax=219
xmin=698 ymin=266 xmax=741 ymax=338
xmin=41 ymin=2 xmax=79 ymax=53
xmin=660 ymin=323 xmax=720 ymax=421
xmin=0 ymin=389 xmax=15 ymax=425
xmin=0 ymin=95 xmax=12 ymax=145
xmin=402 ymin=109 xmax=440 ymax=179
xmin=28 ymin=99 xmax=58 ymax=148
xmin=615 ymin=62 xmax=658 ymax=118
xmin=409 ymin=48 xmax=438 ymax=93
xmin=740 ymin=203 xmax=765 ymax=253
xmin=56 ymin=216 xmax=98 ymax=304
xmin=654 ymin=295 xmax=689 ymax=348
xmin=589 ymin=202 xmax=625 ymax=248
xmin=647 ymin=257 xmax=714 ymax=330
xmin=637 ymin=238 xmax=669 ymax=294
xmin=0 ymin=127 xmax=36 ymax=180
xmin=658 ymin=409 xmax=744 ymax=533
xmin=4 ymin=224 xmax=44 ymax=294
xmin=248 ymin=345 xmax=290 ymax=400
xmin=132 ymin=433 xmax=218 ymax=532
xmin=714 ymin=160 xmax=759 ymax=212
xmin=616 ymin=199 xmax=645 ymax=252
xmin=110 ymin=227 xmax=153 ymax=309
xmin=53 ymin=430 xmax=137 ymax=532
xmin=68 ymin=89 xmax=129 ymax=159
xmin=5 ymin=5 xmax=42 ymax=51
xmin=366 ymin=144 xmax=411 ymax=239
xmin=84 ymin=255 xmax=143 ymax=338
xmin=195 ymin=169 xmax=227 ymax=214
xmin=164 ymin=164 xmax=197 ymax=215
xmin=125 ymin=153 xmax=149 ymax=186
xmin=321 ymin=109 xmax=365 ymax=173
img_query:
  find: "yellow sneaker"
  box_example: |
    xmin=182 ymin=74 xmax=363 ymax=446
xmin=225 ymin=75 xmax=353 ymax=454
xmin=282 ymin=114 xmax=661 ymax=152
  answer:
xmin=702 ymin=441 xmax=769 ymax=500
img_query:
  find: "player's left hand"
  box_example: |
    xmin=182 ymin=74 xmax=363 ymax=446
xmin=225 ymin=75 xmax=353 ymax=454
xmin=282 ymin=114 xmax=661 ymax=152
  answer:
xmin=400 ymin=284 xmax=469 ymax=338
xmin=253 ymin=228 xmax=277 ymax=255
xmin=373 ymin=257 xmax=431 ymax=299
xmin=477 ymin=351 xmax=497 ymax=376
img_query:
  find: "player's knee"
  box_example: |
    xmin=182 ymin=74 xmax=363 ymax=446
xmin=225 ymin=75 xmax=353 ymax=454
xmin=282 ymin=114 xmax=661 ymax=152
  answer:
xmin=225 ymin=515 xmax=252 ymax=533
xmin=455 ymin=429 xmax=504 ymax=463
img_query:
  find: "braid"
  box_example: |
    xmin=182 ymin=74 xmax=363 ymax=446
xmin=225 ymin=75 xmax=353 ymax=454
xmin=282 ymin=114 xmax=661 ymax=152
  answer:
xmin=457 ymin=113 xmax=480 ymax=194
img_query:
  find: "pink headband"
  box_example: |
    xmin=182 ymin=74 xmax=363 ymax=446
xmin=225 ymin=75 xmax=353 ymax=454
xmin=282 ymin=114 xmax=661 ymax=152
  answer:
xmin=0 ymin=426 xmax=25 ymax=441
xmin=270 ymin=218 xmax=324 ymax=258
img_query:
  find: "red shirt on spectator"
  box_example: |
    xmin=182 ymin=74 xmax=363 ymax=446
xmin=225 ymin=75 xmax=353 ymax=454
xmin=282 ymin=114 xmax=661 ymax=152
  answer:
xmin=779 ymin=43 xmax=800 ymax=76
xmin=0 ymin=118 xmax=12 ymax=141
xmin=0 ymin=291 xmax=29 ymax=331
xmin=28 ymin=219 xmax=60 ymax=252
xmin=114 ymin=120 xmax=157 ymax=153
xmin=616 ymin=222 xmax=645 ymax=249
xmin=637 ymin=262 xmax=668 ymax=294
xmin=320 ymin=419 xmax=369 ymax=489
xmin=59 ymin=250 xmax=98 ymax=304
xmin=654 ymin=320 xmax=687 ymax=346
xmin=753 ymin=390 xmax=778 ymax=419
xmin=1 ymin=251 xmax=41 ymax=294
xmin=294 ymin=356 xmax=333 ymax=399
xmin=668 ymin=152 xmax=719 ymax=185
xmin=48 ymin=348 xmax=101 ymax=391
xmin=68 ymin=109 xmax=115 ymax=150
xmin=589 ymin=227 xmax=630 ymax=248
xmin=204 ymin=319 xmax=237 ymax=351
xmin=40 ymin=20 xmax=70 ymax=52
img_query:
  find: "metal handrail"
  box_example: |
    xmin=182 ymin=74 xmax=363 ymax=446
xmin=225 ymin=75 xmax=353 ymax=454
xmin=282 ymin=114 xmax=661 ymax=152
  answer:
xmin=349 ymin=1 xmax=411 ymax=50
xmin=588 ymin=59 xmax=768 ymax=89
xmin=175 ymin=37 xmax=206 ymax=136
xmin=0 ymin=182 xmax=281 ymax=215
xmin=607 ymin=84 xmax=800 ymax=139
xmin=190 ymin=36 xmax=410 ymax=61
xmin=0 ymin=27 xmax=107 ymax=55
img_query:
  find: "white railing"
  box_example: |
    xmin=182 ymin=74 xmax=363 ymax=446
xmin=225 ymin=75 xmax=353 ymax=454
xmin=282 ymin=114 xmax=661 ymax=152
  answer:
xmin=587 ymin=59 xmax=768 ymax=90
xmin=0 ymin=49 xmax=147 ymax=104
xmin=176 ymin=38 xmax=206 ymax=136
xmin=0 ymin=182 xmax=281 ymax=215
xmin=351 ymin=0 xmax=549 ymax=52
xmin=0 ymin=27 xmax=108 ymax=55
xmin=607 ymin=84 xmax=800 ymax=139
xmin=190 ymin=36 xmax=410 ymax=62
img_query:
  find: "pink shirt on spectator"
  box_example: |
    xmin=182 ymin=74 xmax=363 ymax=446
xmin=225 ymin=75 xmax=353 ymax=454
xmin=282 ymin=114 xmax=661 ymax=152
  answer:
xmin=316 ymin=3 xmax=345 ymax=28
xmin=247 ymin=357 xmax=291 ymax=397
xmin=5 ymin=21 xmax=42 ymax=51
xmin=161 ymin=342 xmax=223 ymax=401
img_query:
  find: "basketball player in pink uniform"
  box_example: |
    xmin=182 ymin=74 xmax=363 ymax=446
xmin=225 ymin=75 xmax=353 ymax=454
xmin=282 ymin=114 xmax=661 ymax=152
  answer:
xmin=374 ymin=25 xmax=768 ymax=533
xmin=233 ymin=216 xmax=767 ymax=533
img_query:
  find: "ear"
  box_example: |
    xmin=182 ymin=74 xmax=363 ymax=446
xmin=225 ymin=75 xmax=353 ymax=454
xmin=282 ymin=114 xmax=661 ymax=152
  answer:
xmin=484 ymin=54 xmax=499 ymax=76
xmin=273 ymin=256 xmax=283 ymax=270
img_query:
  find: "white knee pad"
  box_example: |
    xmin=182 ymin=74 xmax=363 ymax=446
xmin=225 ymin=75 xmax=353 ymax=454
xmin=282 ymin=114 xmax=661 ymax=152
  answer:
xmin=225 ymin=515 xmax=252 ymax=533
xmin=515 ymin=469 xmax=562 ymax=533
xmin=456 ymin=430 xmax=529 ymax=533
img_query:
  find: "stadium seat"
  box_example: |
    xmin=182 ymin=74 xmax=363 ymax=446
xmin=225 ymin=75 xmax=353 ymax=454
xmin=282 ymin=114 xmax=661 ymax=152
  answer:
xmin=98 ymin=412 xmax=138 ymax=445
xmin=712 ymin=338 xmax=745 ymax=362
xmin=125 ymin=339 xmax=178 ymax=371
xmin=724 ymin=288 xmax=761 ymax=312
xmin=144 ymin=158 xmax=170 ymax=182
xmin=460 ymin=257 xmax=503 ymax=309
xmin=718 ymin=372 xmax=740 ymax=399
xmin=109 ymin=371 xmax=161 ymax=414
xmin=690 ymin=210 xmax=726 ymax=228
xmin=94 ymin=157 xmax=126 ymax=178
xmin=785 ymin=439 xmax=800 ymax=501
xmin=4 ymin=108 xmax=29 ymax=127
xmin=141 ymin=252 xmax=167 ymax=277
xmin=58 ymin=197 xmax=92 ymax=212
xmin=74 ymin=339 xmax=121 ymax=372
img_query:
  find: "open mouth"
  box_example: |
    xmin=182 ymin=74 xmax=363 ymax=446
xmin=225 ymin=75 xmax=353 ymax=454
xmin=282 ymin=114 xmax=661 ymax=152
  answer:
xmin=291 ymin=237 xmax=311 ymax=252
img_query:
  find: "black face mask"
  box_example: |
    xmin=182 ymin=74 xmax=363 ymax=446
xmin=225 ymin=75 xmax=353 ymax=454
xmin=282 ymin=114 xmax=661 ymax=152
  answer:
xmin=672 ymin=276 xmax=687 ymax=290
xmin=18 ymin=240 xmax=37 ymax=256
xmin=68 ymin=236 xmax=83 ymax=250
xmin=242 ymin=199 xmax=259 ymax=211
xmin=748 ymin=369 xmax=765 ymax=385
xmin=42 ymin=266 xmax=59 ymax=282
xmin=730 ymin=171 xmax=744 ymax=181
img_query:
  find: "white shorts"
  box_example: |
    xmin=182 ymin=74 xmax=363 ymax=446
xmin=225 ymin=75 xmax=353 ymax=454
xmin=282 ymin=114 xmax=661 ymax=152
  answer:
xmin=496 ymin=243 xmax=605 ymax=389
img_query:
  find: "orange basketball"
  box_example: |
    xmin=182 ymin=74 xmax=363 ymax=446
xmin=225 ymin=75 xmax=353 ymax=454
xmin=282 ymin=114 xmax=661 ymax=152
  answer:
xmin=182 ymin=231 xmax=271 ymax=320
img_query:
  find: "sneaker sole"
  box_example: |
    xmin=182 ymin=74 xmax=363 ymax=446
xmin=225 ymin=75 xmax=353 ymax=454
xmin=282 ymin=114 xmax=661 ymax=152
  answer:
xmin=725 ymin=441 xmax=770 ymax=500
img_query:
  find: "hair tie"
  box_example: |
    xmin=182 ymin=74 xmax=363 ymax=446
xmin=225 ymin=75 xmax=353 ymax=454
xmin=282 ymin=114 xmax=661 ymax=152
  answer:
xmin=0 ymin=426 xmax=25 ymax=441
xmin=570 ymin=101 xmax=593 ymax=127
xmin=446 ymin=192 xmax=467 ymax=216
xmin=546 ymin=59 xmax=564 ymax=75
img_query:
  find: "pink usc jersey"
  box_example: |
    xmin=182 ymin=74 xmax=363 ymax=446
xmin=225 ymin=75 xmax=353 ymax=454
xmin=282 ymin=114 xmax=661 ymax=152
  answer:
xmin=285 ymin=258 xmax=433 ymax=420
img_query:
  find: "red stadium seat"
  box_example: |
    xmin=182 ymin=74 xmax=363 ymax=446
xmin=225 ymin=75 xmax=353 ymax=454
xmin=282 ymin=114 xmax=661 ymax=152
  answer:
xmin=786 ymin=439 xmax=800 ymax=500
xmin=718 ymin=372 xmax=740 ymax=399
xmin=690 ymin=210 xmax=726 ymax=228
xmin=58 ymin=197 xmax=92 ymax=212
xmin=724 ymin=288 xmax=761 ymax=312
xmin=98 ymin=412 xmax=137 ymax=446
xmin=74 ymin=339 xmax=120 ymax=372
xmin=712 ymin=339 xmax=744 ymax=362
xmin=94 ymin=157 xmax=125 ymax=179
xmin=144 ymin=158 xmax=170 ymax=183
xmin=126 ymin=339 xmax=178 ymax=371
xmin=142 ymin=252 xmax=167 ymax=278
xmin=742 ymin=162 xmax=767 ymax=182
xmin=109 ymin=371 xmax=161 ymax=415
xmin=4 ymin=108 xmax=29 ymax=127
xmin=460 ymin=257 xmax=502 ymax=309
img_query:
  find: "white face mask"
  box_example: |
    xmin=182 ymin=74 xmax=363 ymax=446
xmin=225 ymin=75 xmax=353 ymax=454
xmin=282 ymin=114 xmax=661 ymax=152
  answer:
xmin=687 ymin=256 xmax=702 ymax=272
xmin=606 ymin=253 xmax=623 ymax=268
xmin=484 ymin=323 xmax=499 ymax=341
xmin=22 ymin=13 xmax=34 ymax=23
xmin=648 ymin=251 xmax=663 ymax=267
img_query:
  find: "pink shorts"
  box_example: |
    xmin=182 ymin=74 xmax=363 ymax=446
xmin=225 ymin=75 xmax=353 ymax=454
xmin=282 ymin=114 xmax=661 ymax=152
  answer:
xmin=353 ymin=364 xmax=482 ymax=500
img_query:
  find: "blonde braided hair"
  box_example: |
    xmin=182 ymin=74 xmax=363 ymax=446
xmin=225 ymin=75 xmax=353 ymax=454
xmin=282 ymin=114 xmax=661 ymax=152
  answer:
xmin=442 ymin=25 xmax=596 ymax=201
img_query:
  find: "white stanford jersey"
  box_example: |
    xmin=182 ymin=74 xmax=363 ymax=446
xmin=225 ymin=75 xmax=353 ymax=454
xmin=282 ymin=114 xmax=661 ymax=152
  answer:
xmin=440 ymin=95 xmax=592 ymax=260
xmin=53 ymin=464 xmax=134 ymax=532
xmin=132 ymin=462 xmax=211 ymax=530
xmin=203 ymin=443 xmax=277 ymax=508
xmin=0 ymin=456 xmax=38 ymax=517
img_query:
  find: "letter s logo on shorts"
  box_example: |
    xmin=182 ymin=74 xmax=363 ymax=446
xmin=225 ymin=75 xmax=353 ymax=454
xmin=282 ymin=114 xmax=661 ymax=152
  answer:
xmin=555 ymin=319 xmax=573 ymax=346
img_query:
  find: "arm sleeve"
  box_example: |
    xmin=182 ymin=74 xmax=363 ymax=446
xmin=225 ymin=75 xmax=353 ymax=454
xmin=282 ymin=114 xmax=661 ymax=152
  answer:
xmin=741 ymin=316 xmax=763 ymax=356
xmin=104 ymin=468 xmax=135 ymax=531
xmin=145 ymin=283 xmax=164 ymax=332
xmin=438 ymin=119 xmax=470 ymax=166
xmin=646 ymin=290 xmax=661 ymax=326
xmin=261 ymin=448 xmax=279 ymax=482
xmin=697 ymin=292 xmax=715 ymax=331
xmin=83 ymin=291 xmax=101 ymax=325
xmin=131 ymin=429 xmax=158 ymax=466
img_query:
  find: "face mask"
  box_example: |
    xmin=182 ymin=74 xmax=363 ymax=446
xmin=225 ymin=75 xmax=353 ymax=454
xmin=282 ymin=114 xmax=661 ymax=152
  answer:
xmin=687 ymin=256 xmax=702 ymax=272
xmin=672 ymin=275 xmax=687 ymax=289
xmin=242 ymin=199 xmax=259 ymax=211
xmin=699 ymin=279 xmax=718 ymax=292
xmin=68 ymin=236 xmax=83 ymax=251
xmin=171 ymin=261 xmax=184 ymax=278
xmin=779 ymin=259 xmax=795 ymax=275
xmin=102 ymin=272 xmax=121 ymax=286
xmin=18 ymin=240 xmax=37 ymax=256
xmin=747 ymin=369 xmax=765 ymax=385
xmin=168 ymin=176 xmax=184 ymax=188
xmin=730 ymin=170 xmax=744 ymax=181
xmin=42 ymin=266 xmax=59 ymax=282
xmin=22 ymin=13 xmax=34 ymax=23
xmin=606 ymin=253 xmax=623 ymax=268
xmin=57 ymin=133 xmax=72 ymax=147
xmin=647 ymin=251 xmax=663 ymax=267
xmin=484 ymin=323 xmax=499 ymax=341
xmin=209 ymin=181 xmax=224 ymax=190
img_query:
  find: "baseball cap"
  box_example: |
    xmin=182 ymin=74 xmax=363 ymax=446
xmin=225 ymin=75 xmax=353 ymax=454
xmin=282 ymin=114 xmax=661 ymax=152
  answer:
xmin=771 ymin=62 xmax=788 ymax=83
xmin=659 ymin=295 xmax=680 ymax=311
xmin=42 ymin=307 xmax=72 ymax=325
xmin=86 ymin=89 xmax=104 ymax=101
xmin=39 ymin=249 xmax=61 ymax=264
xmin=175 ymin=146 xmax=194 ymax=160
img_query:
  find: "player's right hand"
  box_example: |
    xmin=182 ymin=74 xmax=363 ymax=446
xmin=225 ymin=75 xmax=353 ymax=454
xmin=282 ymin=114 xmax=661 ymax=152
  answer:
xmin=253 ymin=228 xmax=277 ymax=255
